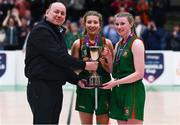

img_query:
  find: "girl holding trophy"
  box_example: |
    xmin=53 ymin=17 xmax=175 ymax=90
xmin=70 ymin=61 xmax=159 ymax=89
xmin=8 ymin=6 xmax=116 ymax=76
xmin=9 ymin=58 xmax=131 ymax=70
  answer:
xmin=102 ymin=12 xmax=146 ymax=125
xmin=71 ymin=11 xmax=114 ymax=124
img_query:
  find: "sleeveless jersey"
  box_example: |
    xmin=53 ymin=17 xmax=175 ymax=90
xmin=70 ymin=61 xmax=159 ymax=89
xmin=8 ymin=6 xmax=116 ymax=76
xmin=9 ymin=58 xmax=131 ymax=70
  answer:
xmin=112 ymin=34 xmax=140 ymax=80
xmin=79 ymin=36 xmax=111 ymax=83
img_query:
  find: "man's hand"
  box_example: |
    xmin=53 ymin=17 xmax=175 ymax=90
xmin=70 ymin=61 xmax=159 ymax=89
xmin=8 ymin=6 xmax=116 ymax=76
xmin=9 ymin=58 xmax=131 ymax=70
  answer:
xmin=85 ymin=61 xmax=98 ymax=71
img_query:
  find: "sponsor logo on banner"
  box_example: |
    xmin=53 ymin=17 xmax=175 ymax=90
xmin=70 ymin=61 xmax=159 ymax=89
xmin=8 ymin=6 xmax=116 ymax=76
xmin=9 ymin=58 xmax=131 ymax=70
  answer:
xmin=0 ymin=53 xmax=6 ymax=77
xmin=144 ymin=53 xmax=164 ymax=83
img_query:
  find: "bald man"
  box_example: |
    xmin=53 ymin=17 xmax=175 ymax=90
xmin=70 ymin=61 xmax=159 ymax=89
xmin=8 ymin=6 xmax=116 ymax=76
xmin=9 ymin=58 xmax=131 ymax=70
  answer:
xmin=25 ymin=2 xmax=98 ymax=124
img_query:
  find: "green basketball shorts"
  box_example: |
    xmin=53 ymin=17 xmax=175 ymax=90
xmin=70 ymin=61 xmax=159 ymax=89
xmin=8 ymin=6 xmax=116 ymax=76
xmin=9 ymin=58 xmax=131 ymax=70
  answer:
xmin=109 ymin=81 xmax=145 ymax=121
xmin=75 ymin=86 xmax=111 ymax=115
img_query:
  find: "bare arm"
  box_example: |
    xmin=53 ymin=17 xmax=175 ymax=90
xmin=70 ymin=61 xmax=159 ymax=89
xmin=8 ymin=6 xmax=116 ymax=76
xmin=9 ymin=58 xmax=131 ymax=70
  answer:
xmin=114 ymin=41 xmax=120 ymax=58
xmin=14 ymin=13 xmax=22 ymax=27
xmin=71 ymin=39 xmax=80 ymax=58
xmin=2 ymin=11 xmax=10 ymax=27
xmin=12 ymin=9 xmax=22 ymax=27
xmin=99 ymin=39 xmax=114 ymax=73
xmin=71 ymin=39 xmax=82 ymax=74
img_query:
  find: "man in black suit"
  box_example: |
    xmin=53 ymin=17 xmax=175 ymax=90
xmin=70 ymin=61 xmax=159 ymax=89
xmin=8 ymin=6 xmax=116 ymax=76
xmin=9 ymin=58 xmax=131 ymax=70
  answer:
xmin=25 ymin=2 xmax=98 ymax=124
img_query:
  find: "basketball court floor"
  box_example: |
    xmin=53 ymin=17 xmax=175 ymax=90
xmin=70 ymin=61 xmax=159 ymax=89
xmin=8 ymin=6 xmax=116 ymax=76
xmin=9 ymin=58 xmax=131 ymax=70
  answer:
xmin=0 ymin=85 xmax=180 ymax=124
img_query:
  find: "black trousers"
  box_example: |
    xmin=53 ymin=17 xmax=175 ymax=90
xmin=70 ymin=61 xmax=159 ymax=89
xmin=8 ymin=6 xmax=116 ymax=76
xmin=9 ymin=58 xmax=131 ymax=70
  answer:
xmin=27 ymin=79 xmax=63 ymax=124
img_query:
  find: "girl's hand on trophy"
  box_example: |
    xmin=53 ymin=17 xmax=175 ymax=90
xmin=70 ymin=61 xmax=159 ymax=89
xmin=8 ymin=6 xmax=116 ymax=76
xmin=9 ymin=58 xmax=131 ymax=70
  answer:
xmin=101 ymin=46 xmax=110 ymax=56
xmin=78 ymin=79 xmax=95 ymax=89
xmin=99 ymin=57 xmax=106 ymax=65
xmin=101 ymin=81 xmax=117 ymax=89
xmin=78 ymin=79 xmax=87 ymax=88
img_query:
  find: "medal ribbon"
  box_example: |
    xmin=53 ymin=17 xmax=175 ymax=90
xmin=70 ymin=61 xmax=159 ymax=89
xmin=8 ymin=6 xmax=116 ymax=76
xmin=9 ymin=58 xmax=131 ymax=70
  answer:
xmin=115 ymin=33 xmax=133 ymax=64
xmin=84 ymin=35 xmax=100 ymax=47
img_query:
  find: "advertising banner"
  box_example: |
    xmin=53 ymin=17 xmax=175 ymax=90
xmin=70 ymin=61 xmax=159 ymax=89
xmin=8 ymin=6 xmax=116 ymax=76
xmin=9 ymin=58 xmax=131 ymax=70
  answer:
xmin=0 ymin=51 xmax=16 ymax=85
xmin=0 ymin=50 xmax=179 ymax=86
xmin=143 ymin=51 xmax=174 ymax=85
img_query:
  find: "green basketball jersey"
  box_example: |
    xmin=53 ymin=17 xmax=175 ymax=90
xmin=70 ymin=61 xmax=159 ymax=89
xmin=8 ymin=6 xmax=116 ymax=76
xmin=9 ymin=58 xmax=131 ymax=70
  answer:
xmin=79 ymin=36 xmax=111 ymax=83
xmin=113 ymin=34 xmax=138 ymax=79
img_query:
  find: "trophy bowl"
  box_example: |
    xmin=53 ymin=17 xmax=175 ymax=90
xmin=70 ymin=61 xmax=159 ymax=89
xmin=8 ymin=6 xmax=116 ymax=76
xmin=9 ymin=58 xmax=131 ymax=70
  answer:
xmin=89 ymin=46 xmax=101 ymax=61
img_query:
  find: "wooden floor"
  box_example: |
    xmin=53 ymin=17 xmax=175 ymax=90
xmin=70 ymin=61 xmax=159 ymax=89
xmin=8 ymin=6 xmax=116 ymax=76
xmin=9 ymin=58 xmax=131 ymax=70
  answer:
xmin=0 ymin=85 xmax=180 ymax=124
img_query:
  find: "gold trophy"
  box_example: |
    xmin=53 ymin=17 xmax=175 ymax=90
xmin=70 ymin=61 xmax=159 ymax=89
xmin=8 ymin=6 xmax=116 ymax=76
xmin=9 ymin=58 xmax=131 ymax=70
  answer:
xmin=86 ymin=46 xmax=102 ymax=87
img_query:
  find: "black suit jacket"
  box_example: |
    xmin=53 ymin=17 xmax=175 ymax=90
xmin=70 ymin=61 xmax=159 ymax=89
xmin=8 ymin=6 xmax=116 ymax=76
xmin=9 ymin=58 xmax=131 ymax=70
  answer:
xmin=25 ymin=19 xmax=85 ymax=85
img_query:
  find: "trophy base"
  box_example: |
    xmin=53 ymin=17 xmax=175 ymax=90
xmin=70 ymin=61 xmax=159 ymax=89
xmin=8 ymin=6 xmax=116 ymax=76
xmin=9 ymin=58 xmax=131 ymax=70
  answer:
xmin=87 ymin=73 xmax=102 ymax=87
xmin=85 ymin=83 xmax=103 ymax=87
